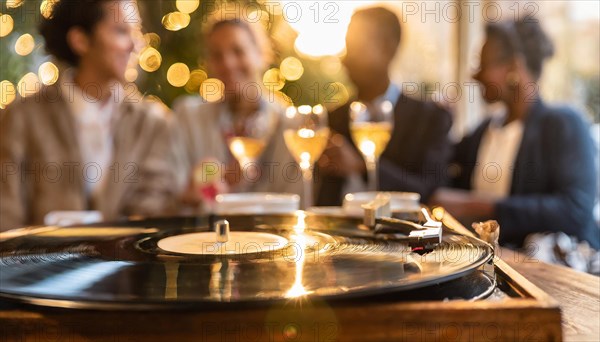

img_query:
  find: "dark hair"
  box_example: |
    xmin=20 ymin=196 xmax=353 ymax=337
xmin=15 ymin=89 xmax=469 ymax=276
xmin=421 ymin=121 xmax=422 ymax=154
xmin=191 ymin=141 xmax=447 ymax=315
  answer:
xmin=353 ymin=7 xmax=402 ymax=52
xmin=204 ymin=14 xmax=274 ymax=66
xmin=486 ymin=15 xmax=554 ymax=80
xmin=39 ymin=0 xmax=111 ymax=66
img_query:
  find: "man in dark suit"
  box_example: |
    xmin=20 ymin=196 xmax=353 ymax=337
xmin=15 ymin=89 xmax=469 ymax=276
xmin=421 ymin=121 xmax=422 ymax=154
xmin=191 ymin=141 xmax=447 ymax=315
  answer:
xmin=316 ymin=7 xmax=453 ymax=206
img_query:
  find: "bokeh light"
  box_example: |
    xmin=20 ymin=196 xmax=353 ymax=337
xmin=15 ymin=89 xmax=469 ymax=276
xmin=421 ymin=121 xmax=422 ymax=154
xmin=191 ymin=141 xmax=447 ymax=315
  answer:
xmin=17 ymin=72 xmax=41 ymax=97
xmin=40 ymin=0 xmax=58 ymax=19
xmin=15 ymin=34 xmax=35 ymax=56
xmin=280 ymin=1 xmax=375 ymax=57
xmin=0 ymin=80 xmax=16 ymax=109
xmin=263 ymin=68 xmax=285 ymax=91
xmin=175 ymin=0 xmax=200 ymax=14
xmin=6 ymin=0 xmax=24 ymax=9
xmin=280 ymin=57 xmax=304 ymax=81
xmin=167 ymin=63 xmax=191 ymax=87
xmin=139 ymin=47 xmax=162 ymax=72
xmin=185 ymin=69 xmax=208 ymax=94
xmin=200 ymin=78 xmax=225 ymax=103
xmin=38 ymin=62 xmax=59 ymax=85
xmin=143 ymin=33 xmax=161 ymax=49
xmin=162 ymin=12 xmax=190 ymax=31
xmin=0 ymin=14 xmax=14 ymax=38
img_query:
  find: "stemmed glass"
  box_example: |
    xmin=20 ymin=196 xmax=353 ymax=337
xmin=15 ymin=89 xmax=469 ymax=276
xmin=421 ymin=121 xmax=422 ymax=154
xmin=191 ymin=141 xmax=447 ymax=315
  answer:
xmin=283 ymin=105 xmax=330 ymax=209
xmin=226 ymin=114 xmax=273 ymax=186
xmin=349 ymin=100 xmax=394 ymax=191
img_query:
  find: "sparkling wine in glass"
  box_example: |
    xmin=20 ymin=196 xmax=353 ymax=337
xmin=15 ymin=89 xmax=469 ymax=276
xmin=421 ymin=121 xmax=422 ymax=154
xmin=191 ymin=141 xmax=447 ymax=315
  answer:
xmin=283 ymin=105 xmax=329 ymax=209
xmin=349 ymin=100 xmax=394 ymax=191
xmin=227 ymin=136 xmax=266 ymax=168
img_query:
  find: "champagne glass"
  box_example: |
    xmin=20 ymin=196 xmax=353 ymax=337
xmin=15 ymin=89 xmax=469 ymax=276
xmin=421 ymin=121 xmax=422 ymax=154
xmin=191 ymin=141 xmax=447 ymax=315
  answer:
xmin=349 ymin=100 xmax=394 ymax=191
xmin=283 ymin=105 xmax=330 ymax=209
xmin=226 ymin=114 xmax=273 ymax=184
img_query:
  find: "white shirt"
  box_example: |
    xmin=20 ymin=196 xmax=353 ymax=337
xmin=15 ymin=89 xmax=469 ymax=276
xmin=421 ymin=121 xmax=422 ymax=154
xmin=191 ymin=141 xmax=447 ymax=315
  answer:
xmin=472 ymin=115 xmax=524 ymax=198
xmin=60 ymin=73 xmax=120 ymax=197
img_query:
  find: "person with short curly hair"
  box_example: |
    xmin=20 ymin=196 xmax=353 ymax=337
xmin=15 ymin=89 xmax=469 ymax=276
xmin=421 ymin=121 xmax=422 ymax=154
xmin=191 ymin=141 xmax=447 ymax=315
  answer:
xmin=0 ymin=0 xmax=177 ymax=230
xmin=432 ymin=16 xmax=599 ymax=249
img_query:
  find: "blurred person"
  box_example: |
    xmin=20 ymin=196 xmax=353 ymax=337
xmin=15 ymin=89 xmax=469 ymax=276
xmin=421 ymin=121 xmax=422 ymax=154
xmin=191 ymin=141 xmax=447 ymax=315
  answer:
xmin=172 ymin=15 xmax=301 ymax=211
xmin=0 ymin=0 xmax=176 ymax=230
xmin=316 ymin=7 xmax=453 ymax=206
xmin=432 ymin=16 xmax=600 ymax=250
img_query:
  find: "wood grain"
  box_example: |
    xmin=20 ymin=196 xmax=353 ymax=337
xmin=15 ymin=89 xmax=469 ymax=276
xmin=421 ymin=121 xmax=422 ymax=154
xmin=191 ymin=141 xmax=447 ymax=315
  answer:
xmin=500 ymin=248 xmax=600 ymax=342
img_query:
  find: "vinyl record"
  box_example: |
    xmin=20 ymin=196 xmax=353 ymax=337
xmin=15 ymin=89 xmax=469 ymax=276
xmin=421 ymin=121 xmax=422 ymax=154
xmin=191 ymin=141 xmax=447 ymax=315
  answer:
xmin=0 ymin=213 xmax=494 ymax=309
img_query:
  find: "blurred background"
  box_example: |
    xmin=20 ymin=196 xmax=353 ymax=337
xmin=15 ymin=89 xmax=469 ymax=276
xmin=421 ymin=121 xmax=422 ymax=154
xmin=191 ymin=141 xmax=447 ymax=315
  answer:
xmin=1 ymin=0 xmax=599 ymax=138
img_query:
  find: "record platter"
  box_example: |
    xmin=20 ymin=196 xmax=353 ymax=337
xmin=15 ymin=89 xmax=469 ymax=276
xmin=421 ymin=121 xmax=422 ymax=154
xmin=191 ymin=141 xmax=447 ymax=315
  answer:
xmin=0 ymin=210 xmax=562 ymax=341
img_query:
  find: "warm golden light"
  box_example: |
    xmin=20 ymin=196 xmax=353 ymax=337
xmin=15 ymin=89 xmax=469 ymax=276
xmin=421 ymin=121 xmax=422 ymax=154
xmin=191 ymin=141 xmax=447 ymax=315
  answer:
xmin=280 ymin=57 xmax=304 ymax=81
xmin=143 ymin=33 xmax=161 ymax=49
xmin=200 ymin=78 xmax=225 ymax=103
xmin=40 ymin=0 xmax=58 ymax=19
xmin=0 ymin=14 xmax=14 ymax=38
xmin=280 ymin=1 xmax=377 ymax=57
xmin=0 ymin=80 xmax=16 ymax=109
xmin=162 ymin=11 xmax=190 ymax=31
xmin=15 ymin=34 xmax=35 ymax=56
xmin=17 ymin=72 xmax=41 ymax=98
xmin=176 ymin=0 xmax=199 ymax=14
xmin=139 ymin=47 xmax=162 ymax=72
xmin=38 ymin=62 xmax=59 ymax=85
xmin=167 ymin=63 xmax=190 ymax=87
xmin=184 ymin=69 xmax=208 ymax=94
xmin=263 ymin=68 xmax=285 ymax=91
xmin=6 ymin=0 xmax=24 ymax=9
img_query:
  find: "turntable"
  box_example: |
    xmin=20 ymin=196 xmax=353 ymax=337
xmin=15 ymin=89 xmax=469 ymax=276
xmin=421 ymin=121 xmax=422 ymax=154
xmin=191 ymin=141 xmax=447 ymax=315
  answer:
xmin=0 ymin=204 xmax=562 ymax=341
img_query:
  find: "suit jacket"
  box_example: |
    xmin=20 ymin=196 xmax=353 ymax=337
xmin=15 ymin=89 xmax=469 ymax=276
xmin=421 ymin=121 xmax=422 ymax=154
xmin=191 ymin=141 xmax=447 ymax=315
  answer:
xmin=451 ymin=99 xmax=600 ymax=248
xmin=317 ymin=94 xmax=453 ymax=206
xmin=0 ymin=84 xmax=177 ymax=230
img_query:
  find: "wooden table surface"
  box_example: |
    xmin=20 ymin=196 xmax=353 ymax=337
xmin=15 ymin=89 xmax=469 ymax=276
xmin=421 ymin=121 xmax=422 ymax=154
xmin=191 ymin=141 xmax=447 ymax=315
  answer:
xmin=0 ymin=248 xmax=598 ymax=341
xmin=498 ymin=248 xmax=600 ymax=341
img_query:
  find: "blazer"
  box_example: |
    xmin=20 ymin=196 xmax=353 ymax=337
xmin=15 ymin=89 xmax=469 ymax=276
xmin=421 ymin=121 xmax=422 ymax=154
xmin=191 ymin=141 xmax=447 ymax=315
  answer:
xmin=451 ymin=99 xmax=600 ymax=248
xmin=0 ymin=84 xmax=178 ymax=230
xmin=316 ymin=93 xmax=453 ymax=206
xmin=171 ymin=96 xmax=303 ymax=196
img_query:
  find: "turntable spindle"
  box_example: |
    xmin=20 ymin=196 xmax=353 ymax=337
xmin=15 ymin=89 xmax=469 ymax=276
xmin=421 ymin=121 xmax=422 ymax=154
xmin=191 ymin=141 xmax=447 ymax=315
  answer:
xmin=215 ymin=220 xmax=230 ymax=243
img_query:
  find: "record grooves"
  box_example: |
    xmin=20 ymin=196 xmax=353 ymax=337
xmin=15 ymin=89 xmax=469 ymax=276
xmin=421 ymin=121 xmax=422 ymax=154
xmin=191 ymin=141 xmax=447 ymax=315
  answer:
xmin=0 ymin=213 xmax=494 ymax=310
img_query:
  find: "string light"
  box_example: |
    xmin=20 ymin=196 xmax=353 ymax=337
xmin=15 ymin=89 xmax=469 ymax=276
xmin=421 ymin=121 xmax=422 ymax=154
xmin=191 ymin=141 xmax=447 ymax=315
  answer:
xmin=162 ymin=12 xmax=190 ymax=31
xmin=17 ymin=73 xmax=41 ymax=97
xmin=143 ymin=33 xmax=161 ymax=49
xmin=15 ymin=34 xmax=35 ymax=56
xmin=185 ymin=69 xmax=208 ymax=94
xmin=6 ymin=0 xmax=24 ymax=9
xmin=175 ymin=0 xmax=200 ymax=14
xmin=0 ymin=14 xmax=14 ymax=37
xmin=200 ymin=78 xmax=225 ymax=103
xmin=138 ymin=47 xmax=162 ymax=72
xmin=280 ymin=57 xmax=304 ymax=81
xmin=167 ymin=63 xmax=190 ymax=87
xmin=263 ymin=68 xmax=285 ymax=91
xmin=40 ymin=0 xmax=58 ymax=19
xmin=38 ymin=62 xmax=59 ymax=85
